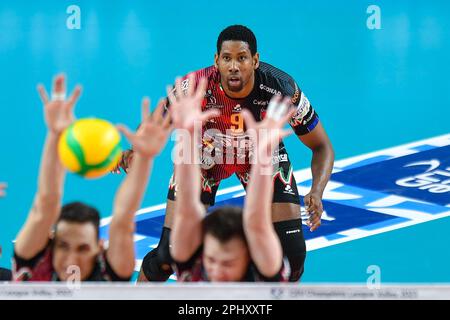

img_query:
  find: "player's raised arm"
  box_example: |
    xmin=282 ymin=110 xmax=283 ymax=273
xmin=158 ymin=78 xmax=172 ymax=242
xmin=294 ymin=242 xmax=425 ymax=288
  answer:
xmin=169 ymin=74 xmax=220 ymax=263
xmin=15 ymin=74 xmax=82 ymax=259
xmin=242 ymin=96 xmax=296 ymax=278
xmin=107 ymin=98 xmax=172 ymax=278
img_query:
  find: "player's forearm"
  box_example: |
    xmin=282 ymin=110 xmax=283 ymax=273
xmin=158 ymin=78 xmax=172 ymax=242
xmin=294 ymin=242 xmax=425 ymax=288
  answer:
xmin=35 ymin=132 xmax=66 ymax=218
xmin=106 ymin=154 xmax=153 ymax=277
xmin=244 ymin=161 xmax=283 ymax=277
xmin=310 ymin=143 xmax=334 ymax=196
xmin=16 ymin=132 xmax=66 ymax=258
xmin=171 ymin=136 xmax=205 ymax=261
xmin=38 ymin=132 xmax=65 ymax=195
xmin=111 ymin=153 xmax=153 ymax=231
xmin=174 ymin=132 xmax=203 ymax=212
xmin=244 ymin=162 xmax=274 ymax=231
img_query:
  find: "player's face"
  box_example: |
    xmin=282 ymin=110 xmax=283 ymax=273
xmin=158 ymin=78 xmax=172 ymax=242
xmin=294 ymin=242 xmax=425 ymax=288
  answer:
xmin=52 ymin=221 xmax=101 ymax=281
xmin=215 ymin=40 xmax=260 ymax=98
xmin=203 ymin=234 xmax=250 ymax=282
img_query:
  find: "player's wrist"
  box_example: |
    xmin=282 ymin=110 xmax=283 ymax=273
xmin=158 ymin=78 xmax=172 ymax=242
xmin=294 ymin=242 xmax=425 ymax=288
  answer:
xmin=308 ymin=188 xmax=324 ymax=198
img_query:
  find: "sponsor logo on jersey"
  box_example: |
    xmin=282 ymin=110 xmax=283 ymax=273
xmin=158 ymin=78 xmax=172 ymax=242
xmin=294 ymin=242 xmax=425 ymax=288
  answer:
xmin=302 ymin=109 xmax=315 ymax=125
xmin=181 ymin=78 xmax=190 ymax=92
xmin=259 ymin=84 xmax=281 ymax=96
xmin=272 ymin=153 xmax=288 ymax=165
xmin=200 ymin=154 xmax=216 ymax=170
xmin=291 ymin=83 xmax=301 ymax=105
xmin=202 ymin=130 xmax=254 ymax=164
xmin=233 ymin=104 xmax=242 ymax=113
xmin=237 ymin=172 xmax=251 ymax=185
xmin=253 ymin=99 xmax=269 ymax=106
xmin=206 ymin=90 xmax=217 ymax=104
xmin=290 ymin=92 xmax=311 ymax=126
xmin=283 ymin=184 xmax=295 ymax=195
xmin=205 ymin=90 xmax=224 ymax=109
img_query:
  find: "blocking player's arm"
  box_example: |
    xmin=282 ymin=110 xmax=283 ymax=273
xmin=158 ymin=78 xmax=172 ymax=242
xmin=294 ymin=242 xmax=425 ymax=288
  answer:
xmin=107 ymin=98 xmax=172 ymax=278
xmin=169 ymin=75 xmax=219 ymax=263
xmin=15 ymin=74 xmax=81 ymax=259
xmin=170 ymin=129 xmax=206 ymax=263
xmin=242 ymin=97 xmax=294 ymax=278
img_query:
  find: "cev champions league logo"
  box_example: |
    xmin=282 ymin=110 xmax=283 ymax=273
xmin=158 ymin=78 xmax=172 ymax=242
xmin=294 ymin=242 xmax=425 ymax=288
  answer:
xmin=396 ymin=160 xmax=450 ymax=194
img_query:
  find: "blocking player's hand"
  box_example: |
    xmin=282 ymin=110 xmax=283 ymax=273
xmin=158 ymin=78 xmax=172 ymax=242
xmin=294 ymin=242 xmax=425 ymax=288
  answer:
xmin=0 ymin=182 xmax=6 ymax=198
xmin=304 ymin=192 xmax=323 ymax=231
xmin=117 ymin=98 xmax=172 ymax=159
xmin=241 ymin=95 xmax=296 ymax=165
xmin=167 ymin=74 xmax=220 ymax=133
xmin=37 ymin=74 xmax=82 ymax=135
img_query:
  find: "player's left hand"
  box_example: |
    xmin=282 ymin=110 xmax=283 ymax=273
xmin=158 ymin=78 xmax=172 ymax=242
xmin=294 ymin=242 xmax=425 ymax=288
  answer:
xmin=242 ymin=95 xmax=296 ymax=165
xmin=168 ymin=74 xmax=220 ymax=133
xmin=304 ymin=191 xmax=323 ymax=232
xmin=117 ymin=98 xmax=172 ymax=159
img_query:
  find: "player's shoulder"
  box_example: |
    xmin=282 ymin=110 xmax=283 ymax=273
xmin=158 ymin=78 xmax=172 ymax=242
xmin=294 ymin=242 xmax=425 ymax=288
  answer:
xmin=257 ymin=62 xmax=296 ymax=85
xmin=191 ymin=65 xmax=219 ymax=82
xmin=257 ymin=62 xmax=298 ymax=97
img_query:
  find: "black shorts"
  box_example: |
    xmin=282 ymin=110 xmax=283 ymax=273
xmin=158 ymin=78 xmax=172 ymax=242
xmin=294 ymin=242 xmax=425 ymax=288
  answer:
xmin=167 ymin=147 xmax=300 ymax=206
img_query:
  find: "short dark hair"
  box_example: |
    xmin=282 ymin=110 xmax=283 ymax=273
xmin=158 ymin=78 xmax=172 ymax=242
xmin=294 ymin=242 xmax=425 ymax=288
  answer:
xmin=217 ymin=25 xmax=257 ymax=56
xmin=56 ymin=202 xmax=101 ymax=239
xmin=203 ymin=206 xmax=246 ymax=244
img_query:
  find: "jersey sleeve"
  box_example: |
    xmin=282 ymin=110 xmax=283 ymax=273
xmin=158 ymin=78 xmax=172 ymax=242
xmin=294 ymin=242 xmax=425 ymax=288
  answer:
xmin=102 ymin=252 xmax=132 ymax=282
xmin=171 ymin=246 xmax=203 ymax=281
xmin=12 ymin=245 xmax=50 ymax=281
xmin=254 ymin=257 xmax=290 ymax=282
xmin=280 ymin=75 xmax=320 ymax=136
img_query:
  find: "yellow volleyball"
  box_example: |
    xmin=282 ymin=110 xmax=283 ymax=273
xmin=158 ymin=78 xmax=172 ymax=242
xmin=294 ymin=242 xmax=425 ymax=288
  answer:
xmin=58 ymin=118 xmax=122 ymax=178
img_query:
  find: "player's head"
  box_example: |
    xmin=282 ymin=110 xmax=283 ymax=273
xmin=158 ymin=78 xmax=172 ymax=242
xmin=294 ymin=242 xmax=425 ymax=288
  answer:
xmin=215 ymin=25 xmax=260 ymax=98
xmin=52 ymin=202 xmax=102 ymax=281
xmin=202 ymin=206 xmax=250 ymax=282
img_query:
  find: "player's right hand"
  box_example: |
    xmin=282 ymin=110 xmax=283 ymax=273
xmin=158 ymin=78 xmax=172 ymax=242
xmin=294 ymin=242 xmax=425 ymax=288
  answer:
xmin=167 ymin=74 xmax=219 ymax=132
xmin=111 ymin=149 xmax=134 ymax=174
xmin=37 ymin=74 xmax=82 ymax=135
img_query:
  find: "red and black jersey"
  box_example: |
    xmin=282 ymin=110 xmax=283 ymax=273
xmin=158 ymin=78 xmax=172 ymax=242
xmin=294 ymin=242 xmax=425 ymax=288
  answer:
xmin=171 ymin=62 xmax=319 ymax=182
xmin=172 ymin=246 xmax=290 ymax=282
xmin=12 ymin=241 xmax=130 ymax=282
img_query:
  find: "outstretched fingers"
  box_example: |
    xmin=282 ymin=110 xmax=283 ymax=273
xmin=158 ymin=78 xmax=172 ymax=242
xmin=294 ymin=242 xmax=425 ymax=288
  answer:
xmin=37 ymin=84 xmax=49 ymax=105
xmin=67 ymin=85 xmax=82 ymax=109
xmin=52 ymin=74 xmax=66 ymax=96
xmin=200 ymin=109 xmax=220 ymax=123
xmin=194 ymin=77 xmax=208 ymax=101
xmin=152 ymin=98 xmax=165 ymax=125
xmin=186 ymin=73 xmax=196 ymax=96
xmin=117 ymin=124 xmax=135 ymax=144
xmin=141 ymin=97 xmax=150 ymax=122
